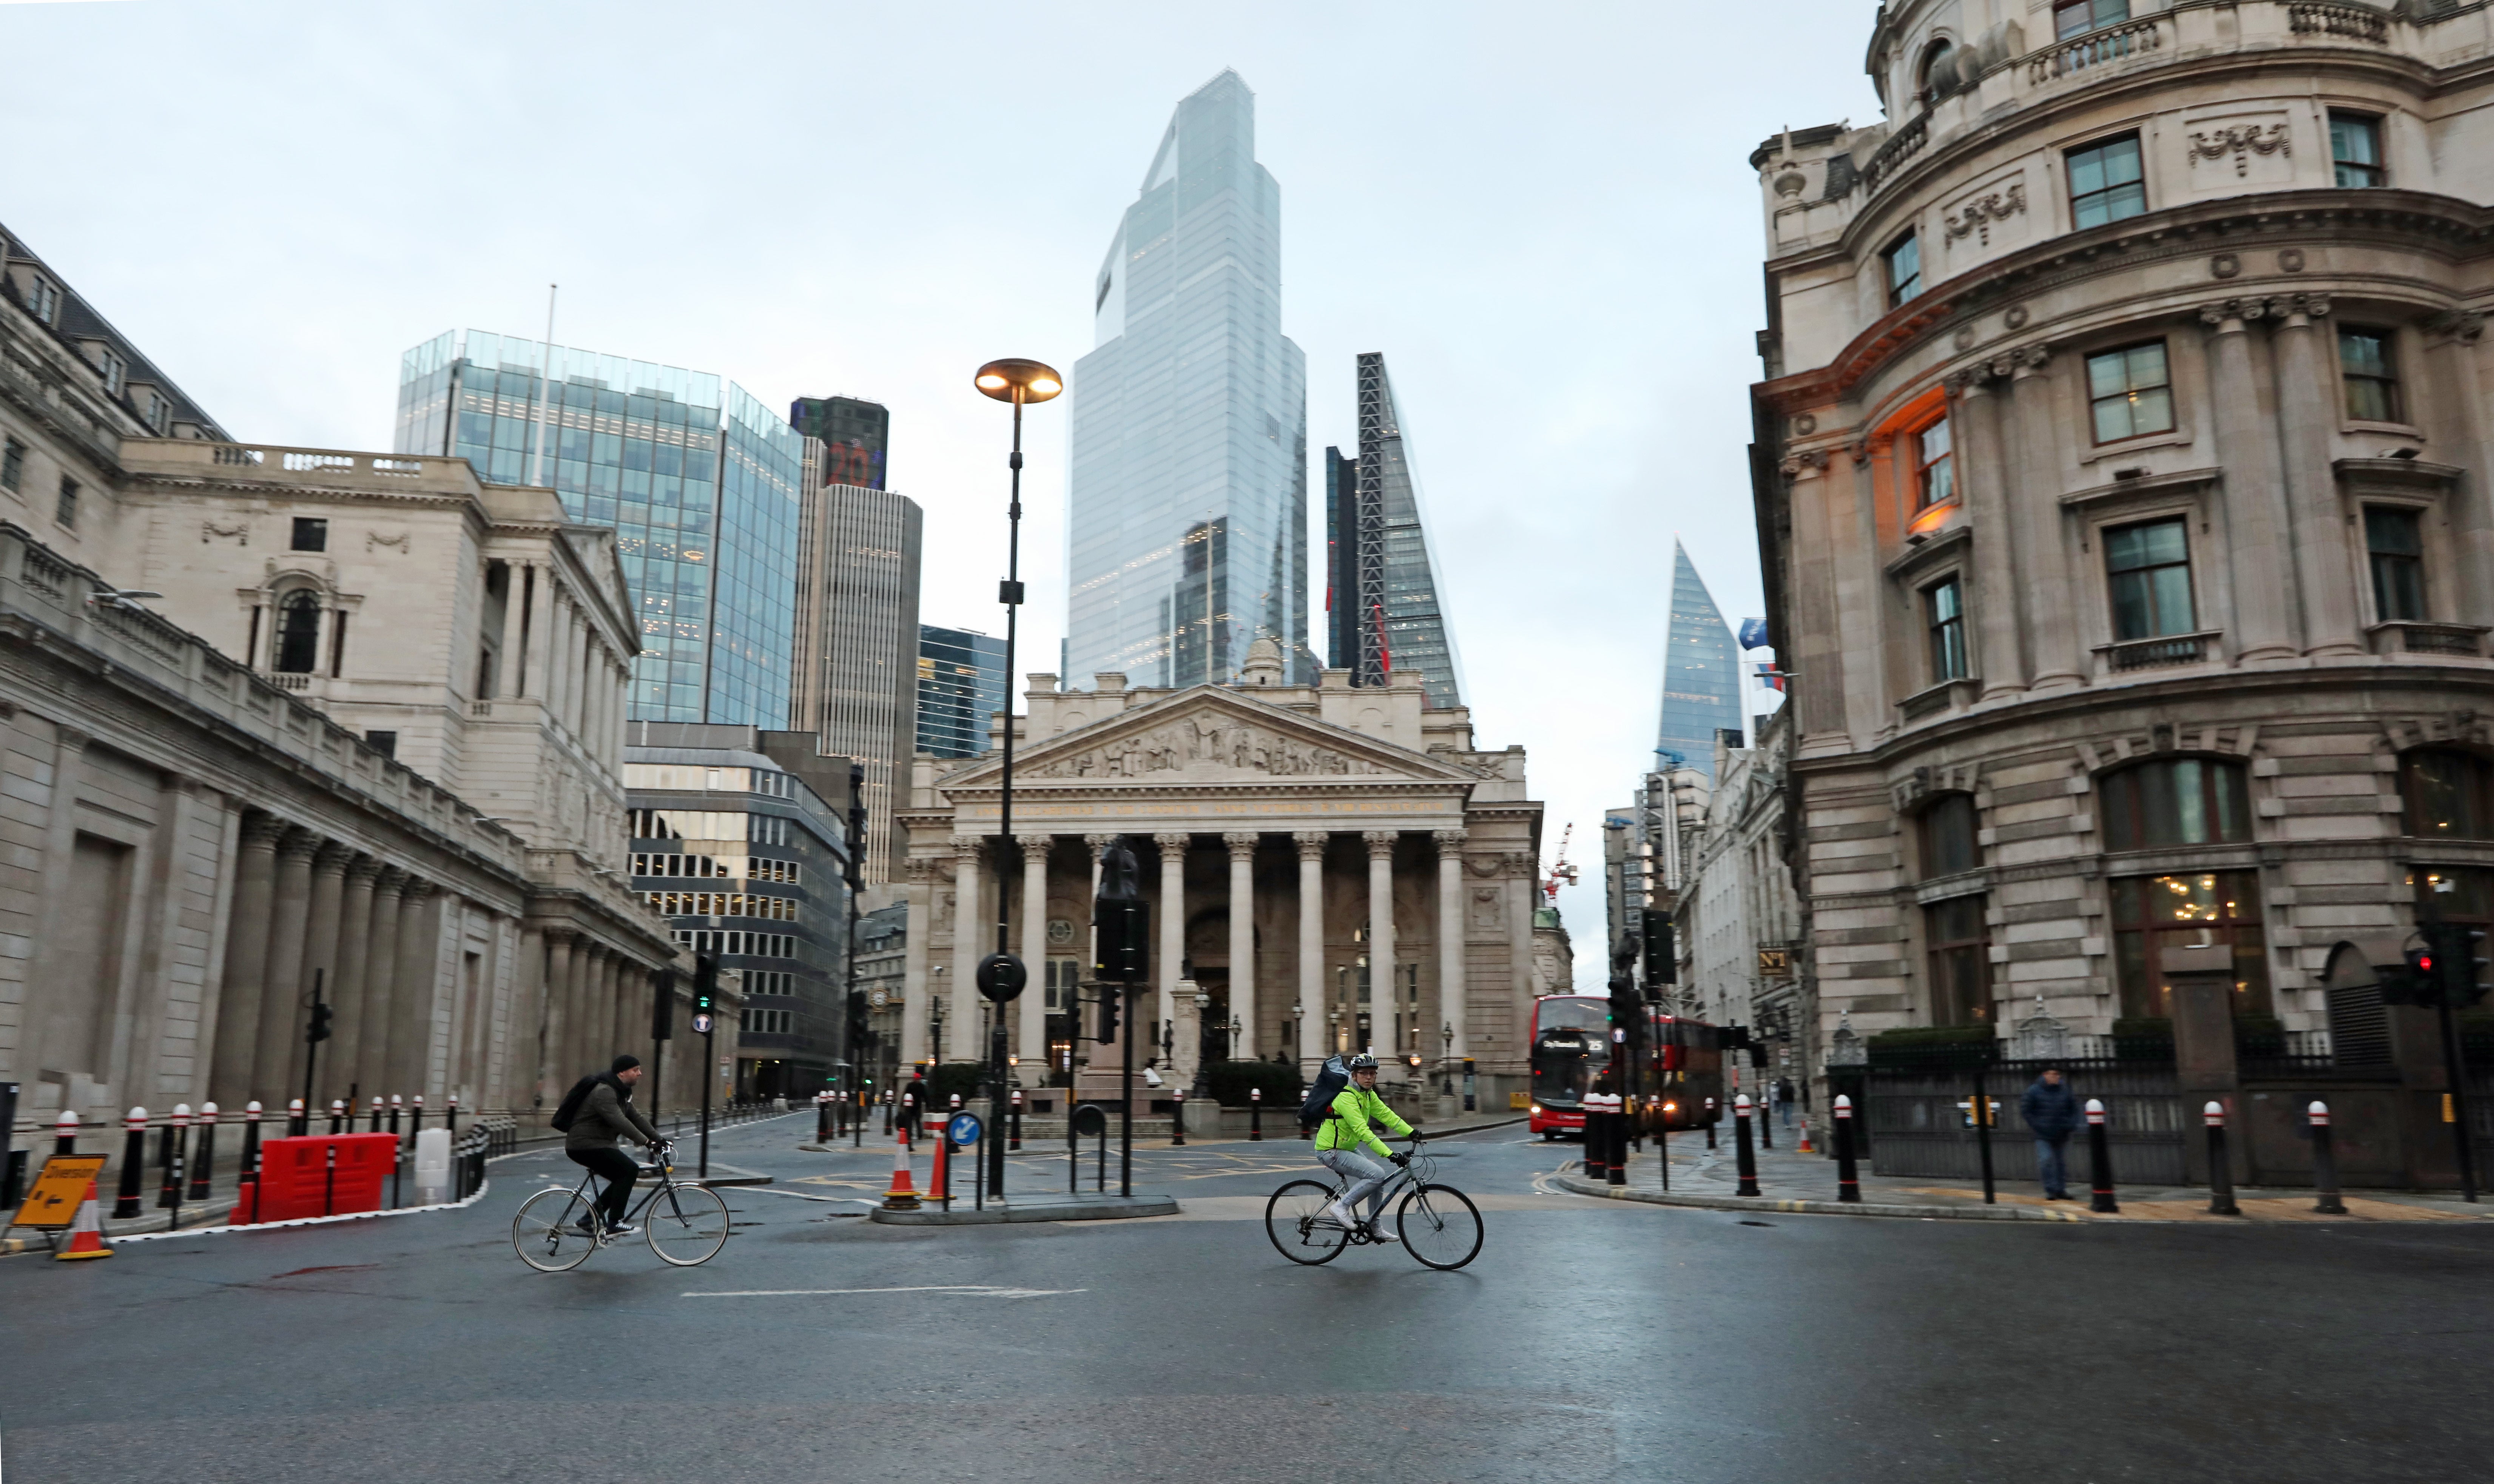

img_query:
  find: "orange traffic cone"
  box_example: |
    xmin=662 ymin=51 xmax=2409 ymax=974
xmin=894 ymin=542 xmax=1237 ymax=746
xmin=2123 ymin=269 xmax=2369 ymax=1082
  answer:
xmin=882 ymin=1128 xmax=921 ymax=1211
xmin=56 ymin=1177 xmax=114 ymax=1260
xmin=1798 ymin=1117 xmax=1815 ymax=1154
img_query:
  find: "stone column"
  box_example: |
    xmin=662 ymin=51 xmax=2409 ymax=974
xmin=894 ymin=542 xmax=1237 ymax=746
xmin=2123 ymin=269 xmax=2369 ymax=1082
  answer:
xmin=1363 ymin=832 xmax=1398 ymax=1058
xmin=2202 ymin=299 xmax=2300 ymax=661
xmin=301 ymin=843 xmax=352 ymax=1065
xmin=2273 ymin=294 xmax=2363 ymax=656
xmin=2425 ymin=311 xmax=2494 ymax=624
xmin=1953 ymin=366 xmax=2028 ymax=696
xmin=388 ymin=880 xmax=441 ymax=1098
xmin=1224 ymin=832 xmax=1258 ymax=1060
xmin=356 ymin=869 xmax=406 ymax=1093
xmin=1507 ymin=852 xmax=1537 ymax=1025
xmin=251 ymin=828 xmax=319 ymax=1105
xmin=950 ymin=836 xmax=983 ymax=1062
xmin=1018 ymin=835 xmax=1050 ymax=1066
xmin=2008 ymin=347 xmax=2086 ymax=690
xmin=601 ymin=946 xmax=627 ymax=1068
xmin=899 ymin=862 xmax=932 ymax=1068
xmin=1154 ymin=833 xmax=1189 ymax=1061
xmin=538 ymin=928 xmax=576 ymax=1099
xmin=209 ymin=814 xmax=285 ymax=1110
xmin=1782 ymin=455 xmax=1848 ymax=749
xmin=330 ymin=857 xmax=379 ymax=1086
xmin=1435 ymin=830 xmax=1468 ymax=1068
xmin=1294 ymin=832 xmax=1326 ymax=1071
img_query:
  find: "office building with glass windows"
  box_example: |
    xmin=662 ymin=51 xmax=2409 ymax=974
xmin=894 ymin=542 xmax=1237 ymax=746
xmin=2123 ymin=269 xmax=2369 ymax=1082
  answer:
xmin=396 ymin=331 xmax=804 ymax=726
xmin=1655 ymin=541 xmax=1742 ymax=782
xmin=1326 ymin=353 xmax=1464 ymax=706
xmin=1067 ymin=69 xmax=1310 ymax=690
xmin=916 ymin=624 xmax=1009 ymax=759
xmin=790 ymin=395 xmax=888 ymax=490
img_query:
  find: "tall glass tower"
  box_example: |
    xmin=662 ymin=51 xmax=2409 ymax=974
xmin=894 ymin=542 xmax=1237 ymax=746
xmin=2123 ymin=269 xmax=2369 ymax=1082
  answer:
xmin=1334 ymin=353 xmax=1463 ymax=707
xmin=396 ymin=330 xmax=804 ymax=726
xmin=1655 ymin=540 xmax=1743 ymax=781
xmin=1066 ymin=70 xmax=1310 ymax=689
xmin=915 ymin=624 xmax=1009 ymax=759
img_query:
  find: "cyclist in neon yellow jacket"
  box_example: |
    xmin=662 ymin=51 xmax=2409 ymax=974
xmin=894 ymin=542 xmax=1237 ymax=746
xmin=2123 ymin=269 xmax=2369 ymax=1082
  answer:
xmin=1315 ymin=1054 xmax=1415 ymax=1237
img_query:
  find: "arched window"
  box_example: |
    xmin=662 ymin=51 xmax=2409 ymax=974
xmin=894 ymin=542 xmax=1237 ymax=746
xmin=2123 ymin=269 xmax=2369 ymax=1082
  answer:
xmin=273 ymin=589 xmax=322 ymax=674
xmin=2100 ymin=757 xmax=2250 ymax=851
xmin=2401 ymin=749 xmax=2494 ymax=840
xmin=1920 ymin=794 xmax=1979 ymax=878
xmin=1916 ymin=39 xmax=1957 ymax=103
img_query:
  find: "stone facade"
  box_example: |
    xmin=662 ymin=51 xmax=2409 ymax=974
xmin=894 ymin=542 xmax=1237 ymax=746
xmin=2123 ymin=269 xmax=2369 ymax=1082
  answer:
xmin=1750 ymin=2 xmax=2494 ymax=1098
xmin=894 ymin=646 xmax=1545 ymax=1105
xmin=0 ymin=226 xmax=687 ymax=1131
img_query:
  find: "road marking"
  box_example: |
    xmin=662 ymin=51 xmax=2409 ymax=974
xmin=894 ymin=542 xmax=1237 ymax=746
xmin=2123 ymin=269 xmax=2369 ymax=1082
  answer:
xmin=682 ymin=1285 xmax=1086 ymax=1299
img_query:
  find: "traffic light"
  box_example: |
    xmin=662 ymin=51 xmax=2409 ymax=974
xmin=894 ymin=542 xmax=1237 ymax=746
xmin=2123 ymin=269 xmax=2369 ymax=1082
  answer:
xmin=652 ymin=967 xmax=676 ymax=1041
xmin=845 ymin=989 xmax=869 ymax=1041
xmin=1097 ymin=985 xmax=1121 ymax=1045
xmin=693 ymin=954 xmax=718 ymax=1014
xmin=844 ymin=762 xmax=867 ymax=893
xmin=1095 ymin=898 xmax=1149 ymax=983
xmin=1642 ymin=909 xmax=1676 ymax=986
xmin=307 ymin=997 xmax=333 ymax=1044
xmin=2440 ymin=923 xmax=2491 ymax=1008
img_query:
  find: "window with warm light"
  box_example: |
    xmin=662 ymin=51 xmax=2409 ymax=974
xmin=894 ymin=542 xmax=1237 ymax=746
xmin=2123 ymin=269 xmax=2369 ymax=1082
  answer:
xmin=2104 ymin=518 xmax=2194 ymax=640
xmin=2111 ymin=871 xmax=2270 ymax=1020
xmin=1884 ymin=231 xmax=1922 ymax=307
xmin=2340 ymin=329 xmax=2401 ymax=422
xmin=2086 ymin=342 xmax=2173 ymax=443
xmin=2401 ymin=749 xmax=2494 ymax=839
xmin=2366 ymin=506 xmax=2425 ymax=622
xmin=1913 ymin=418 xmax=1954 ymax=510
xmin=2067 ymin=134 xmax=2146 ymax=228
xmin=2101 ymin=757 xmax=2251 ymax=852
xmin=1925 ymin=576 xmax=1968 ymax=681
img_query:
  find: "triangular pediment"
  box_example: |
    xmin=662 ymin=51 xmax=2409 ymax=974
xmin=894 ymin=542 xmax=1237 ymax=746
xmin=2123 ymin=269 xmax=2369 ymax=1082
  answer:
xmin=938 ymin=687 xmax=1475 ymax=791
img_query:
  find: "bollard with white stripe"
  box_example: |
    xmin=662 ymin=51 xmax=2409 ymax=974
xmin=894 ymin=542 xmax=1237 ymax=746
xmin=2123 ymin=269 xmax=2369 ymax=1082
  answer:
xmin=189 ymin=1103 xmax=218 ymax=1201
xmin=1733 ymin=1094 xmax=1761 ymax=1197
xmin=1833 ymin=1094 xmax=1860 ymax=1203
xmin=158 ymin=1105 xmax=191 ymax=1209
xmin=55 ymin=1108 xmax=79 ymax=1156
xmin=2086 ymin=1099 xmax=2119 ymax=1213
xmin=113 ymin=1107 xmax=150 ymax=1219
xmin=2204 ymin=1101 xmax=2239 ymax=1216
xmin=2309 ymin=1100 xmax=2347 ymax=1215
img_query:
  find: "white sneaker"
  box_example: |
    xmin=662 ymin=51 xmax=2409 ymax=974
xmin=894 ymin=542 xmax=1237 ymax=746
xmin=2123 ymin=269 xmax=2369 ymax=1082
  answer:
xmin=1321 ymin=1201 xmax=1354 ymax=1227
xmin=1366 ymin=1223 xmax=1399 ymax=1242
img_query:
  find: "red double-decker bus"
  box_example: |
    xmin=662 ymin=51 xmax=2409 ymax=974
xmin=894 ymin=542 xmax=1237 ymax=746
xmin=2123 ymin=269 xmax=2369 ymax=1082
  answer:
xmin=1526 ymin=994 xmax=1725 ymax=1140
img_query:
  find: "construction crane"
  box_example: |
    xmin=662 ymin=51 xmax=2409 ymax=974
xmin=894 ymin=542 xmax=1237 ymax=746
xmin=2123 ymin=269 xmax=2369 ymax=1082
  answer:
xmin=1542 ymin=821 xmax=1579 ymax=904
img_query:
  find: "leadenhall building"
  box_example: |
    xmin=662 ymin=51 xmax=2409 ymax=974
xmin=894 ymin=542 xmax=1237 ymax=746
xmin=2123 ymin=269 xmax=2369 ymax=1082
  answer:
xmin=1751 ymin=4 xmax=2494 ymax=1096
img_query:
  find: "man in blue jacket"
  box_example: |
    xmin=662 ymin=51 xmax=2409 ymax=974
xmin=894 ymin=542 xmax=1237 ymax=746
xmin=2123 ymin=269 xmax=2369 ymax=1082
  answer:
xmin=2020 ymin=1067 xmax=2081 ymax=1200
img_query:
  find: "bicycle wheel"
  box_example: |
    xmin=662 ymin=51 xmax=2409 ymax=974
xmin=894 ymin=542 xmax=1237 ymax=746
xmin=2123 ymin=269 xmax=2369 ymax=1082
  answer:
xmin=644 ymin=1182 xmax=731 ymax=1267
xmin=1397 ymin=1183 xmax=1484 ymax=1271
xmin=514 ymin=1187 xmax=599 ymax=1272
xmin=1265 ymin=1180 xmax=1351 ymax=1266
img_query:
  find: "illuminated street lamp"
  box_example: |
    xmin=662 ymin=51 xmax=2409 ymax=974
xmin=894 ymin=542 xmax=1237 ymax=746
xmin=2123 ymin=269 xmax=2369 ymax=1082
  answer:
xmin=972 ymin=357 xmax=1061 ymax=1200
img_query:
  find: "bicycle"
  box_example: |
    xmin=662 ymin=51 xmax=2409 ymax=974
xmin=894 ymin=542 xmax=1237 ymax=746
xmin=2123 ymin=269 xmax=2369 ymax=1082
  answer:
xmin=512 ymin=1139 xmax=731 ymax=1271
xmin=1265 ymin=1134 xmax=1484 ymax=1270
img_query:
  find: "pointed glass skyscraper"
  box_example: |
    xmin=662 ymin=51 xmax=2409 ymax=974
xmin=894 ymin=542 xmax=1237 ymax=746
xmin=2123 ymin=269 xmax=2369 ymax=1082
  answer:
xmin=1326 ymin=353 xmax=1462 ymax=707
xmin=1655 ymin=540 xmax=1743 ymax=781
xmin=1066 ymin=70 xmax=1309 ymax=689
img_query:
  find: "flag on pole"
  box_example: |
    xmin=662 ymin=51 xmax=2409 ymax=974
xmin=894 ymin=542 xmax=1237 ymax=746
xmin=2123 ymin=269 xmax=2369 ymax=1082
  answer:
xmin=1738 ymin=617 xmax=1771 ymax=650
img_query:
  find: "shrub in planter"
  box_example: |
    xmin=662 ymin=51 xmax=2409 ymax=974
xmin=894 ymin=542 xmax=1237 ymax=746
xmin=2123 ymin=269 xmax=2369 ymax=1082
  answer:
xmin=1205 ymin=1059 xmax=1305 ymax=1108
xmin=927 ymin=1062 xmax=983 ymax=1108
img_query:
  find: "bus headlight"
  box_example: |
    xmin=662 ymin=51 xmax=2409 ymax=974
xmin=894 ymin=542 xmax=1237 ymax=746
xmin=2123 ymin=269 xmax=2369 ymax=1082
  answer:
xmin=1530 ymin=1104 xmax=1542 ymax=1117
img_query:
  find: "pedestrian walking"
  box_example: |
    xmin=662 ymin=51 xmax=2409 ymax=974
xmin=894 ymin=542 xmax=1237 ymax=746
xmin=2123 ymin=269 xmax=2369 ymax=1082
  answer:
xmin=1775 ymin=1077 xmax=1796 ymax=1130
xmin=899 ymin=1068 xmax=929 ymax=1139
xmin=2020 ymin=1066 xmax=2080 ymax=1201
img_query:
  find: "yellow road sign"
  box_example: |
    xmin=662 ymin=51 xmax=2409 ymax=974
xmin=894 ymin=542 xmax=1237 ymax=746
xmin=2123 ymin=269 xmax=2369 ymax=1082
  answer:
xmin=10 ymin=1153 xmax=110 ymax=1231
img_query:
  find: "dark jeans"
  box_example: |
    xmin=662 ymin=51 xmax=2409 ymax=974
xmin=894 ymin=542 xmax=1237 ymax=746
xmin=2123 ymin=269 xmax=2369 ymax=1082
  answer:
xmin=568 ymin=1147 xmax=639 ymax=1226
xmin=2035 ymin=1136 xmax=2071 ymax=1197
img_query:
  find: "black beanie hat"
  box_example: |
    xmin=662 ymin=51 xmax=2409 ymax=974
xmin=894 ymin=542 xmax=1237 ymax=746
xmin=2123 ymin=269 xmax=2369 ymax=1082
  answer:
xmin=612 ymin=1054 xmax=642 ymax=1073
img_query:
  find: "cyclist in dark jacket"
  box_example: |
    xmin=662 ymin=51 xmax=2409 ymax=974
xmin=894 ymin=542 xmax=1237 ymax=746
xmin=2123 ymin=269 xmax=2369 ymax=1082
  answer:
xmin=568 ymin=1055 xmax=661 ymax=1235
xmin=2020 ymin=1068 xmax=2080 ymax=1201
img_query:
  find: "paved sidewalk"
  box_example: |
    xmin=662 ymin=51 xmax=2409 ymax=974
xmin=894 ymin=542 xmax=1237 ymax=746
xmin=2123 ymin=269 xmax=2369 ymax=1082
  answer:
xmin=1562 ymin=1123 xmax=2494 ymax=1222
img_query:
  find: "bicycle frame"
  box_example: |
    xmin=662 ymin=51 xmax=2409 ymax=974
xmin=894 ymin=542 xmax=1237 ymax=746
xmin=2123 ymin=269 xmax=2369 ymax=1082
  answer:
xmin=561 ymin=1146 xmax=694 ymax=1230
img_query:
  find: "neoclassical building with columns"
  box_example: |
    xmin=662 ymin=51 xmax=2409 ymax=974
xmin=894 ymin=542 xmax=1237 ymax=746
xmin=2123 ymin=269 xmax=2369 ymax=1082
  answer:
xmin=1751 ymin=1 xmax=2494 ymax=1096
xmin=894 ymin=643 xmax=1547 ymax=1104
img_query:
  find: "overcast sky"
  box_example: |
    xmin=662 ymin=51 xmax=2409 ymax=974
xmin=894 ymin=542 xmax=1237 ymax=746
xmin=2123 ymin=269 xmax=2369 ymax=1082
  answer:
xmin=8 ymin=0 xmax=1886 ymax=988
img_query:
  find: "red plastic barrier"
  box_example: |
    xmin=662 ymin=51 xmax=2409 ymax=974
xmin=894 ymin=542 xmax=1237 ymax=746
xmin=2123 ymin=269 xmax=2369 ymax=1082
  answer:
xmin=241 ymin=1134 xmax=399 ymax=1222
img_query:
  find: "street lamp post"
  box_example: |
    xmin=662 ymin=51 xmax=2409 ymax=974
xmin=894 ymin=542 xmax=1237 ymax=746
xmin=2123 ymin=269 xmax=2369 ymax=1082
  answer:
xmin=1442 ymin=1022 xmax=1454 ymax=1096
xmin=973 ymin=357 xmax=1061 ymax=1204
xmin=1292 ymin=1002 xmax=1305 ymax=1069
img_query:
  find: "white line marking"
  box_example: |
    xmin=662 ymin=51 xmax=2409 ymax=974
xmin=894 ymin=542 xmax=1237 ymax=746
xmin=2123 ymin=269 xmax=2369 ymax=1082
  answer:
xmin=683 ymin=1284 xmax=1085 ymax=1299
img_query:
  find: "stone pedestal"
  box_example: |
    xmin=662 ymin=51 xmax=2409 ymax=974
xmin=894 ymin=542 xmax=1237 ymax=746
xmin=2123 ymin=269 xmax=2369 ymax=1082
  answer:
xmin=2163 ymin=943 xmax=2245 ymax=1187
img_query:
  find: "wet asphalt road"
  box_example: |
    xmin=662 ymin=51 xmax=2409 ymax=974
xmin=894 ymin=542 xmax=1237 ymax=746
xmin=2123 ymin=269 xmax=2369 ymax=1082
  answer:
xmin=3 ymin=1114 xmax=2490 ymax=1484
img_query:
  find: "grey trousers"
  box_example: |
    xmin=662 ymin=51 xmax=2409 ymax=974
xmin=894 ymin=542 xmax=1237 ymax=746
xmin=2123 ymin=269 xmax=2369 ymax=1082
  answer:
xmin=1317 ymin=1148 xmax=1395 ymax=1222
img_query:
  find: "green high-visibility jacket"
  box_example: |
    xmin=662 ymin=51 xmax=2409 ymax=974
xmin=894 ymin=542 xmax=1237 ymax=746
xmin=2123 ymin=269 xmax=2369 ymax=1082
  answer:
xmin=1315 ymin=1084 xmax=1412 ymax=1157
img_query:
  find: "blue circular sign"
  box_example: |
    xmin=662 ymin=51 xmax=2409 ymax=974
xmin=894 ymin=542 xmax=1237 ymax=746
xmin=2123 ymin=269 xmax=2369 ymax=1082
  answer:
xmin=947 ymin=1113 xmax=982 ymax=1145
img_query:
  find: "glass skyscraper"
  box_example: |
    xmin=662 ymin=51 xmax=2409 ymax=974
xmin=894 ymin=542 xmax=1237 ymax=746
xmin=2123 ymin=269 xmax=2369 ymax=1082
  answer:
xmin=1066 ymin=70 xmax=1310 ymax=689
xmin=1655 ymin=540 xmax=1743 ymax=781
xmin=1329 ymin=353 xmax=1463 ymax=707
xmin=916 ymin=624 xmax=1008 ymax=759
xmin=395 ymin=330 xmax=804 ymax=726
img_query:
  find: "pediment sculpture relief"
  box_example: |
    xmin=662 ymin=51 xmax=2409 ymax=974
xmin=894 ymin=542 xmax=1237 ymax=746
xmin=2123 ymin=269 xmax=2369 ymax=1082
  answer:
xmin=1021 ymin=717 xmax=1388 ymax=780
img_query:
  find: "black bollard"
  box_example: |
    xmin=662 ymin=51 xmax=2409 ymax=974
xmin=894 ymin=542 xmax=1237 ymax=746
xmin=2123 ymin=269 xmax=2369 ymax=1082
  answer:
xmin=1171 ymin=1090 xmax=1186 ymax=1147
xmin=1759 ymin=1091 xmax=1773 ymax=1151
xmin=189 ymin=1103 xmax=218 ymax=1201
xmin=1581 ymin=1096 xmax=1609 ymax=1183
xmin=1704 ymin=1097 xmax=1718 ymax=1151
xmin=2204 ymin=1100 xmax=2239 ymax=1216
xmin=368 ymin=1096 xmax=383 ymax=1134
xmin=2085 ymin=1098 xmax=2119 ymax=1213
xmin=446 ymin=1094 xmax=460 ymax=1139
xmin=287 ymin=1097 xmax=306 ymax=1137
xmin=2309 ymin=1100 xmax=2346 ymax=1215
xmin=1657 ymin=1103 xmax=1670 ymax=1191
xmin=1734 ymin=1094 xmax=1761 ymax=1197
xmin=328 ymin=1099 xmax=345 ymax=1135
xmin=389 ymin=1095 xmax=401 ymax=1143
xmin=1009 ymin=1089 xmax=1023 ymax=1151
xmin=1606 ymin=1095 xmax=1627 ymax=1188
xmin=113 ymin=1107 xmax=148 ymax=1219
xmin=157 ymin=1106 xmax=188 ymax=1208
xmin=1834 ymin=1093 xmax=1861 ymax=1203
xmin=410 ymin=1094 xmax=425 ymax=1135
xmin=239 ymin=1101 xmax=262 ymax=1180
xmin=1249 ymin=1086 xmax=1263 ymax=1142
xmin=1971 ymin=1071 xmax=1997 ymax=1205
xmin=55 ymin=1108 xmax=80 ymax=1156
